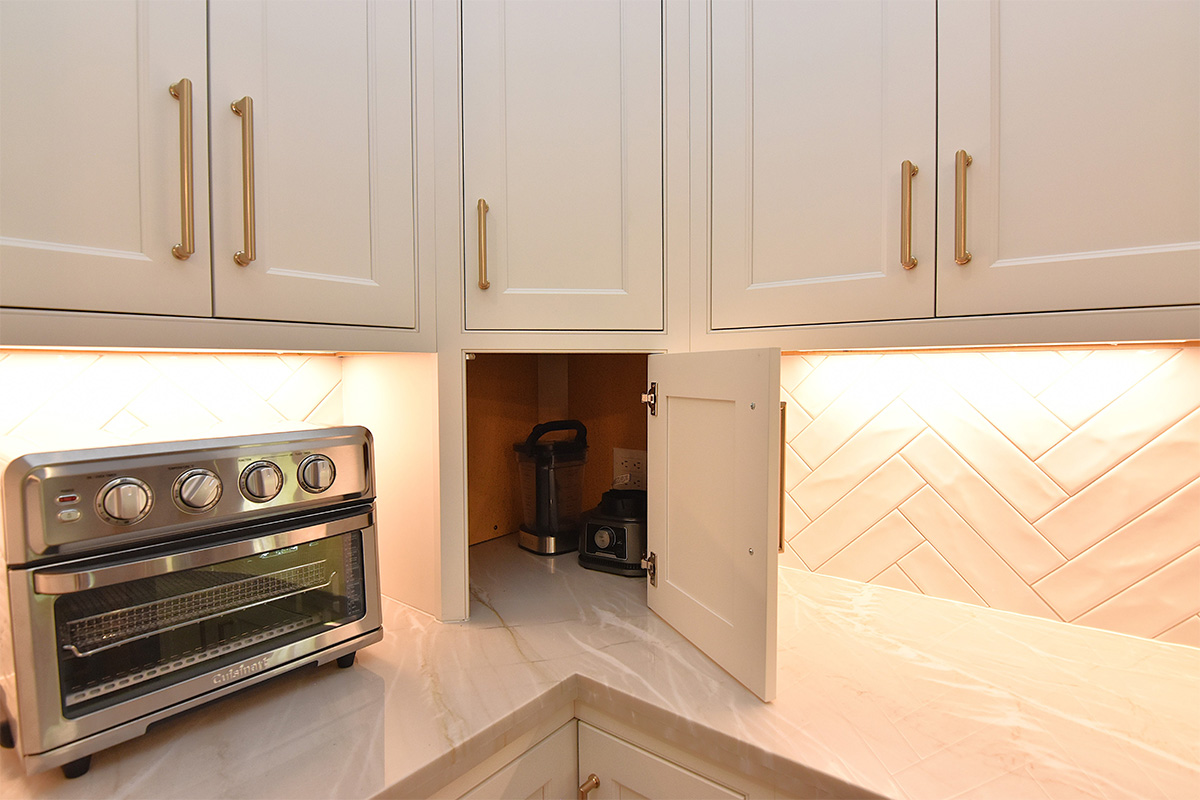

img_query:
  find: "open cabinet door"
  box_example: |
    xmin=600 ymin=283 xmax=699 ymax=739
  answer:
xmin=646 ymin=348 xmax=781 ymax=701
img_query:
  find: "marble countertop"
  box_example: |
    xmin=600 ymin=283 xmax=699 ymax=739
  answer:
xmin=2 ymin=534 xmax=1197 ymax=799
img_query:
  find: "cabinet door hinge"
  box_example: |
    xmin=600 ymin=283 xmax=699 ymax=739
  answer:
xmin=640 ymin=382 xmax=658 ymax=416
xmin=641 ymin=551 xmax=657 ymax=587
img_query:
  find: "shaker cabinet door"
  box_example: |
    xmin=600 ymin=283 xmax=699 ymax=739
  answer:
xmin=577 ymin=722 xmax=744 ymax=800
xmin=461 ymin=0 xmax=664 ymax=332
xmin=0 ymin=0 xmax=212 ymax=317
xmin=936 ymin=0 xmax=1200 ymax=316
xmin=459 ymin=721 xmax=578 ymax=800
xmin=208 ymin=0 xmax=418 ymax=328
xmin=707 ymin=0 xmax=936 ymax=329
xmin=645 ymin=348 xmax=780 ymax=702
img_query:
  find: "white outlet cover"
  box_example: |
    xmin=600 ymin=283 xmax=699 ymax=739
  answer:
xmin=613 ymin=447 xmax=647 ymax=490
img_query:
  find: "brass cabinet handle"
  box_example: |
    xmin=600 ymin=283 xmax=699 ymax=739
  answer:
xmin=578 ymin=774 xmax=600 ymax=800
xmin=169 ymin=78 xmax=194 ymax=260
xmin=779 ymin=400 xmax=787 ymax=554
xmin=900 ymin=160 xmax=918 ymax=270
xmin=954 ymin=149 xmax=972 ymax=265
xmin=232 ymin=96 xmax=256 ymax=266
xmin=476 ymin=198 xmax=490 ymax=289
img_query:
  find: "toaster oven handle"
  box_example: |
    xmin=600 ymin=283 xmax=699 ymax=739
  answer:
xmin=31 ymin=510 xmax=372 ymax=595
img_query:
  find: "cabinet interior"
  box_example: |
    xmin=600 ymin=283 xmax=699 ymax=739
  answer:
xmin=465 ymin=353 xmax=648 ymax=546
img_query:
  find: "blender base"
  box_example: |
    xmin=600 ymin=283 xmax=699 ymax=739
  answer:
xmin=518 ymin=528 xmax=579 ymax=555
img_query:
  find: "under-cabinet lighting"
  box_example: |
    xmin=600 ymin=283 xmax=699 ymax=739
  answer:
xmin=783 ymin=339 xmax=1197 ymax=357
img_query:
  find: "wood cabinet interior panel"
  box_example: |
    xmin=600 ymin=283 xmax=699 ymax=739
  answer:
xmin=466 ymin=353 xmax=648 ymax=548
xmin=566 ymin=353 xmax=649 ymax=513
xmin=466 ymin=354 xmax=540 ymax=545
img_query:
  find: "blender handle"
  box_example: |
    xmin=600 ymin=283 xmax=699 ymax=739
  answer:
xmin=525 ymin=420 xmax=588 ymax=449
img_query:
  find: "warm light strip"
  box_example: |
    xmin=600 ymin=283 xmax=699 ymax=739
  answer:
xmin=783 ymin=339 xmax=1198 ymax=357
xmin=0 ymin=346 xmax=350 ymax=357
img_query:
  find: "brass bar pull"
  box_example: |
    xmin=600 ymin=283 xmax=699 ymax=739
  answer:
xmin=232 ymin=96 xmax=256 ymax=266
xmin=954 ymin=149 xmax=972 ymax=265
xmin=477 ymin=198 xmax=490 ymax=289
xmin=578 ymin=774 xmax=600 ymax=800
xmin=900 ymin=160 xmax=918 ymax=270
xmin=779 ymin=401 xmax=787 ymax=554
xmin=169 ymin=78 xmax=194 ymax=260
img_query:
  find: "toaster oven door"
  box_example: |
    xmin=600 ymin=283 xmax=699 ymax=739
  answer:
xmin=7 ymin=508 xmax=381 ymax=757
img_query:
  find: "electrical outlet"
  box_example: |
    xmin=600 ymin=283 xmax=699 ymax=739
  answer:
xmin=613 ymin=447 xmax=647 ymax=490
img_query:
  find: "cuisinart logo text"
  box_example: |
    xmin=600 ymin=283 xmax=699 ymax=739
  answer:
xmin=212 ymin=655 xmax=272 ymax=685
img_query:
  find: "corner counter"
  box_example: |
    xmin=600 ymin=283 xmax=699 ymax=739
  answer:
xmin=2 ymin=535 xmax=1196 ymax=799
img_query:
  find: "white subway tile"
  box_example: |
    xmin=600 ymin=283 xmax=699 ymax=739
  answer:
xmin=794 ymin=400 xmax=925 ymax=520
xmin=1075 ymin=548 xmax=1200 ymax=640
xmin=1037 ymin=348 xmax=1176 ymax=428
xmin=792 ymin=456 xmax=924 ymax=569
xmin=899 ymin=487 xmax=1060 ymax=620
xmin=821 ymin=511 xmax=924 ymax=584
xmin=1034 ymin=479 xmax=1200 ymax=621
xmin=1037 ymin=349 xmax=1200 ymax=494
xmin=901 ymin=432 xmax=1066 ymax=582
xmin=1036 ymin=410 xmax=1200 ymax=558
xmin=898 ymin=543 xmax=986 ymax=607
xmin=902 ymin=379 xmax=1067 ymax=521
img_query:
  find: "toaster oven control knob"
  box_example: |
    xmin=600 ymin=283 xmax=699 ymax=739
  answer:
xmin=240 ymin=461 xmax=283 ymax=502
xmin=174 ymin=469 xmax=222 ymax=512
xmin=298 ymin=455 xmax=336 ymax=493
xmin=97 ymin=478 xmax=152 ymax=524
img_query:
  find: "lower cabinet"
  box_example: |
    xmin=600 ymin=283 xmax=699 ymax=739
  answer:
xmin=577 ymin=722 xmax=744 ymax=800
xmin=459 ymin=721 xmax=579 ymax=800
xmin=456 ymin=720 xmax=747 ymax=800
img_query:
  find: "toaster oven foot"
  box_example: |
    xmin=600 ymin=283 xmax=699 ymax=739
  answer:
xmin=336 ymin=652 xmax=357 ymax=669
xmin=61 ymin=755 xmax=91 ymax=779
xmin=0 ymin=720 xmax=12 ymax=749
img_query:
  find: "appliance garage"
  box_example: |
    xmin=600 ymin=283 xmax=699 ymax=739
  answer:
xmin=0 ymin=427 xmax=382 ymax=778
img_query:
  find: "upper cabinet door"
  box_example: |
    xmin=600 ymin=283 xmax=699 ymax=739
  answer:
xmin=0 ymin=0 xmax=212 ymax=317
xmin=707 ymin=0 xmax=936 ymax=329
xmin=461 ymin=0 xmax=664 ymax=332
xmin=937 ymin=0 xmax=1200 ymax=317
xmin=646 ymin=348 xmax=780 ymax=702
xmin=208 ymin=0 xmax=418 ymax=328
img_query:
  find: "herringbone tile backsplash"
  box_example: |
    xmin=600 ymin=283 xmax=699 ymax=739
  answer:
xmin=781 ymin=346 xmax=1200 ymax=647
xmin=0 ymin=351 xmax=343 ymax=452
xmin=3 ymin=347 xmax=1196 ymax=647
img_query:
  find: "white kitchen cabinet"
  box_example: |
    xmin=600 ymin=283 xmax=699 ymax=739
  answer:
xmin=645 ymin=348 xmax=780 ymax=702
xmin=453 ymin=719 xmax=757 ymax=800
xmin=0 ymin=0 xmax=212 ymax=317
xmin=458 ymin=721 xmax=579 ymax=800
xmin=935 ymin=0 xmax=1199 ymax=316
xmin=461 ymin=0 xmax=665 ymax=332
xmin=208 ymin=0 xmax=418 ymax=328
xmin=1 ymin=0 xmax=420 ymax=332
xmin=702 ymin=0 xmax=1199 ymax=331
xmin=707 ymin=0 xmax=936 ymax=329
xmin=577 ymin=722 xmax=745 ymax=800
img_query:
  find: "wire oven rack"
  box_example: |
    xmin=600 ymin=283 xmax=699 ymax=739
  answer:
xmin=61 ymin=561 xmax=333 ymax=658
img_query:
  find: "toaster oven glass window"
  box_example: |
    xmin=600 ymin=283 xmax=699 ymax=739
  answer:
xmin=51 ymin=531 xmax=367 ymax=717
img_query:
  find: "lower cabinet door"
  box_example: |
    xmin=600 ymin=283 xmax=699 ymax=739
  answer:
xmin=577 ymin=722 xmax=744 ymax=800
xmin=459 ymin=721 xmax=579 ymax=800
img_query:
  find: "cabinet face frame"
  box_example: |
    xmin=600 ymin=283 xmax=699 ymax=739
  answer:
xmin=460 ymin=0 xmax=667 ymax=332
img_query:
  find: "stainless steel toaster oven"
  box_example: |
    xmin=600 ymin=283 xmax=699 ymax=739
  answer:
xmin=0 ymin=427 xmax=382 ymax=778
